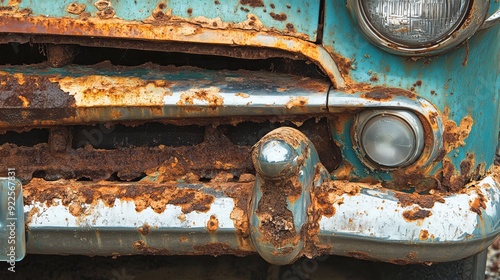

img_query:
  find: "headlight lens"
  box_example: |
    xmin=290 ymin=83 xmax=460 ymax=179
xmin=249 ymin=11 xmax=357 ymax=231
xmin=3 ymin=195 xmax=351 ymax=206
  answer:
xmin=357 ymin=110 xmax=424 ymax=168
xmin=361 ymin=0 xmax=469 ymax=47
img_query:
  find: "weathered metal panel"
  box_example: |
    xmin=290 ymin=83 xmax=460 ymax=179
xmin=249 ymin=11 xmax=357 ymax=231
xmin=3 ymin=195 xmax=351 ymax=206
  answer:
xmin=22 ymin=168 xmax=500 ymax=263
xmin=323 ymin=0 xmax=500 ymax=182
xmin=2 ymin=0 xmax=320 ymax=41
xmin=0 ymin=65 xmax=330 ymax=127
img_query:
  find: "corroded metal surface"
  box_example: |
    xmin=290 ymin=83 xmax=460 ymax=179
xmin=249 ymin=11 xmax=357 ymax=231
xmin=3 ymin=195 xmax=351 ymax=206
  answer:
xmin=21 ymin=173 xmax=500 ymax=264
xmin=249 ymin=127 xmax=329 ymax=264
xmin=0 ymin=65 xmax=331 ymax=127
xmin=0 ymin=1 xmax=346 ymax=86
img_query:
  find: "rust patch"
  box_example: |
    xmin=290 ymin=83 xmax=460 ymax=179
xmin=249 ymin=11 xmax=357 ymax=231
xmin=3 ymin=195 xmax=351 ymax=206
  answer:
xmin=286 ymin=23 xmax=295 ymax=32
xmin=96 ymin=7 xmax=115 ymax=19
xmin=419 ymin=229 xmax=429 ymax=240
xmin=255 ymin=177 xmax=300 ymax=248
xmin=192 ymin=242 xmax=253 ymax=257
xmin=207 ymin=214 xmax=219 ymax=232
xmin=395 ymin=192 xmax=445 ymax=208
xmin=68 ymin=202 xmax=84 ymax=216
xmin=402 ymin=207 xmax=432 ymax=221
xmin=369 ymin=74 xmax=378 ymax=82
xmin=23 ymin=179 xmax=215 ymax=215
xmin=177 ymin=87 xmax=223 ymax=109
xmin=439 ymin=153 xmax=476 ymax=192
xmin=239 ymin=0 xmax=264 ymax=7
xmin=0 ymin=74 xmax=77 ymax=125
xmin=285 ymin=97 xmax=308 ymax=109
xmin=46 ymin=44 xmax=77 ymax=67
xmin=469 ymin=189 xmax=487 ymax=215
xmin=66 ymin=2 xmax=86 ymax=15
xmin=133 ymin=240 xmax=172 ymax=255
xmin=384 ymin=169 xmax=438 ymax=192
xmin=138 ymin=223 xmax=151 ymax=235
xmin=442 ymin=108 xmax=473 ymax=154
xmin=235 ymin=92 xmax=249 ymax=98
xmin=269 ymin=12 xmax=287 ymax=21
xmin=462 ymin=41 xmax=469 ymax=67
xmin=328 ymin=51 xmax=352 ymax=78
xmin=361 ymin=87 xmax=416 ymax=101
xmin=94 ymin=0 xmax=110 ymax=11
xmin=311 ymin=180 xmax=364 ymax=219
xmin=224 ymin=181 xmax=254 ymax=251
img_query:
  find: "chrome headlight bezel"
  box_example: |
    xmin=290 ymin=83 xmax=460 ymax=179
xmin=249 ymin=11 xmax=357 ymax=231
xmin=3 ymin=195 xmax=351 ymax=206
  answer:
xmin=354 ymin=109 xmax=425 ymax=170
xmin=348 ymin=0 xmax=490 ymax=56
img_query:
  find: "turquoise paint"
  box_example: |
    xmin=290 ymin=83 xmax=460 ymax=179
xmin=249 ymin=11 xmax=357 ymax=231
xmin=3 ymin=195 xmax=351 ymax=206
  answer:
xmin=323 ymin=1 xmax=500 ymax=174
xmin=15 ymin=0 xmax=320 ymax=41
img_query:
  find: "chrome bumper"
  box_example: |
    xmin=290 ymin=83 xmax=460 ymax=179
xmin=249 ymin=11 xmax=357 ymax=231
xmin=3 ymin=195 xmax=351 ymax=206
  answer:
xmin=20 ymin=127 xmax=500 ymax=265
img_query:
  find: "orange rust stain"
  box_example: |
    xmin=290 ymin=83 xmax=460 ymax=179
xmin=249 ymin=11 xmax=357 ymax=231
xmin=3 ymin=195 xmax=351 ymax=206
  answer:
xmin=469 ymin=190 xmax=487 ymax=215
xmin=23 ymin=179 xmax=215 ymax=215
xmin=68 ymin=202 xmax=83 ymax=217
xmin=138 ymin=223 xmax=151 ymax=235
xmin=94 ymin=0 xmax=110 ymax=11
xmin=207 ymin=214 xmax=219 ymax=232
xmin=7 ymin=0 xmax=21 ymax=5
xmin=132 ymin=240 xmax=173 ymax=254
xmin=177 ymin=87 xmax=223 ymax=109
xmin=419 ymin=229 xmax=429 ymax=240
xmin=311 ymin=180 xmax=368 ymax=219
xmin=18 ymin=95 xmax=29 ymax=107
xmin=440 ymin=153 xmax=477 ymax=192
xmin=179 ymin=236 xmax=189 ymax=242
xmin=239 ymin=0 xmax=264 ymax=7
xmin=442 ymin=108 xmax=473 ymax=154
xmin=395 ymin=192 xmax=445 ymax=208
xmin=285 ymin=97 xmax=308 ymax=109
xmin=235 ymin=92 xmax=249 ymax=98
xmin=269 ymin=12 xmax=287 ymax=21
xmin=66 ymin=2 xmax=86 ymax=15
xmin=97 ymin=7 xmax=116 ymax=19
xmin=52 ymin=75 xmax=173 ymax=107
xmin=402 ymin=206 xmax=432 ymax=221
xmin=361 ymin=87 xmax=416 ymax=101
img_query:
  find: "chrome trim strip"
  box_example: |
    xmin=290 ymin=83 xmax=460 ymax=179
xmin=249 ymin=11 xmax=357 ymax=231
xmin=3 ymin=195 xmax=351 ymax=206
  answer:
xmin=481 ymin=9 xmax=500 ymax=29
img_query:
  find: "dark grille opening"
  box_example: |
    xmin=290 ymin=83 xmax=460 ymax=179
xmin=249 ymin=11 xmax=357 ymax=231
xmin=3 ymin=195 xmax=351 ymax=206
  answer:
xmin=0 ymin=129 xmax=49 ymax=147
xmin=72 ymin=123 xmax=205 ymax=150
xmin=0 ymin=42 xmax=325 ymax=78
xmin=224 ymin=118 xmax=341 ymax=171
xmin=223 ymin=121 xmax=294 ymax=146
xmin=0 ymin=117 xmax=342 ymax=183
xmin=0 ymin=43 xmax=46 ymax=65
xmin=107 ymin=172 xmax=147 ymax=182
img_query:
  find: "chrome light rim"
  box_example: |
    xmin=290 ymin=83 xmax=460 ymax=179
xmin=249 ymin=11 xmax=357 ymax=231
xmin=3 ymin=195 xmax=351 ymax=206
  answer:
xmin=355 ymin=110 xmax=425 ymax=169
xmin=347 ymin=0 xmax=491 ymax=56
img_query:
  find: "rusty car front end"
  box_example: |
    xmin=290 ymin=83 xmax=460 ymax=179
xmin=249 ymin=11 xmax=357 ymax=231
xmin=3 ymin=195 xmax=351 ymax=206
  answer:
xmin=0 ymin=0 xmax=499 ymax=276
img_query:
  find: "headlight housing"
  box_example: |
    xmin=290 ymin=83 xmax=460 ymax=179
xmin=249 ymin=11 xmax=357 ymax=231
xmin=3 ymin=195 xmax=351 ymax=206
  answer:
xmin=348 ymin=0 xmax=490 ymax=55
xmin=355 ymin=110 xmax=425 ymax=169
